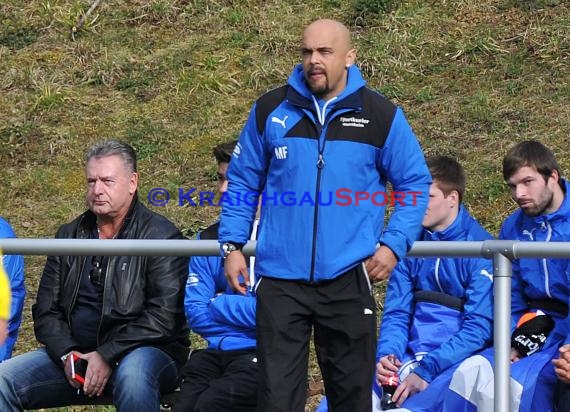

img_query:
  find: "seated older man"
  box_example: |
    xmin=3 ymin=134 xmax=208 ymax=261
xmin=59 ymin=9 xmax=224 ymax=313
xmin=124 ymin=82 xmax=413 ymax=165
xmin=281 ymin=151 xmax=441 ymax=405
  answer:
xmin=0 ymin=140 xmax=189 ymax=412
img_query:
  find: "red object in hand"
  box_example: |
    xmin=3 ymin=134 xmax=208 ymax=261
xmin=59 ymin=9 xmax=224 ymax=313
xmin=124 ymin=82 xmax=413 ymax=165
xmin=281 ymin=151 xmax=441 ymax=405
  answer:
xmin=71 ymin=353 xmax=88 ymax=385
xmin=381 ymin=373 xmax=400 ymax=409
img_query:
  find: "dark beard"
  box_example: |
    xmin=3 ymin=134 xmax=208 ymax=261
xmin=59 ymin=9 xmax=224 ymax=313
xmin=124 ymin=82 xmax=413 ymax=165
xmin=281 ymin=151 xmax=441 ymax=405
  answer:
xmin=309 ymin=83 xmax=328 ymax=98
xmin=524 ymin=191 xmax=554 ymax=217
xmin=304 ymin=73 xmax=329 ymax=98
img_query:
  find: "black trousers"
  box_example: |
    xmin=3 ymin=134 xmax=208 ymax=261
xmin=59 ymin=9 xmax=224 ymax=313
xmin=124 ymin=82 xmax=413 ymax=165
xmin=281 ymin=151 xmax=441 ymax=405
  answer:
xmin=555 ymin=381 xmax=570 ymax=412
xmin=255 ymin=265 xmax=377 ymax=412
xmin=172 ymin=348 xmax=258 ymax=412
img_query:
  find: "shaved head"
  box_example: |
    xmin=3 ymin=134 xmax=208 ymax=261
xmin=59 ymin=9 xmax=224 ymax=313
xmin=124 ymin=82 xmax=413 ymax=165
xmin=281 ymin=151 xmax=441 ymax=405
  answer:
xmin=300 ymin=19 xmax=356 ymax=100
xmin=303 ymin=19 xmax=352 ymax=52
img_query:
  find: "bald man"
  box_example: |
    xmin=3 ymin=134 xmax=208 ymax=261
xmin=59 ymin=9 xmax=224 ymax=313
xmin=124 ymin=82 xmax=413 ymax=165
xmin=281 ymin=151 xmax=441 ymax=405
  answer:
xmin=220 ymin=19 xmax=431 ymax=412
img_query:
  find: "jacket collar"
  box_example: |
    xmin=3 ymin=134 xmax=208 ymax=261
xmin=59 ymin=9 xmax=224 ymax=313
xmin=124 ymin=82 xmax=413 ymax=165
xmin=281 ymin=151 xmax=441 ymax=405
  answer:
xmin=520 ymin=179 xmax=570 ymax=228
xmin=423 ymin=206 xmax=468 ymax=241
xmin=78 ymin=195 xmax=139 ymax=239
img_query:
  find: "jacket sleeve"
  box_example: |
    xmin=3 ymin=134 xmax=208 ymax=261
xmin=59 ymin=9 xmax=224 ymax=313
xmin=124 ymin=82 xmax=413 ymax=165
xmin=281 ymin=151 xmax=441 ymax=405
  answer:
xmin=0 ymin=253 xmax=25 ymax=361
xmin=97 ymin=228 xmax=188 ymax=365
xmin=0 ymin=258 xmax=10 ymax=321
xmin=563 ymin=259 xmax=570 ymax=345
xmin=184 ymin=253 xmax=233 ymax=338
xmin=376 ymin=258 xmax=414 ymax=362
xmin=210 ymin=293 xmax=256 ymax=330
xmin=377 ymin=107 xmax=431 ymax=260
xmin=413 ymin=257 xmax=494 ymax=383
xmin=32 ymin=226 xmax=83 ymax=364
xmin=219 ymin=102 xmax=268 ymax=245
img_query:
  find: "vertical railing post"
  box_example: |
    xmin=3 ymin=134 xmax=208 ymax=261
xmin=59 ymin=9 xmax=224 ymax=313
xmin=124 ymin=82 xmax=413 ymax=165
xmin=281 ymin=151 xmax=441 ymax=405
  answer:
xmin=493 ymin=252 xmax=512 ymax=412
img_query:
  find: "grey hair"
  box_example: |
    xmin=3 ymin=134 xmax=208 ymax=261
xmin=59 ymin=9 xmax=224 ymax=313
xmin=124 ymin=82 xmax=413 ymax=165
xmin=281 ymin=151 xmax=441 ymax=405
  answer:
xmin=85 ymin=140 xmax=137 ymax=173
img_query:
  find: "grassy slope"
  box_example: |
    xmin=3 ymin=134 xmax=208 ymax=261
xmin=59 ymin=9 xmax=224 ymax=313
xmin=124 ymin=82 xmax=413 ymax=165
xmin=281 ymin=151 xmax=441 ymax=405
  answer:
xmin=0 ymin=0 xmax=568 ymax=410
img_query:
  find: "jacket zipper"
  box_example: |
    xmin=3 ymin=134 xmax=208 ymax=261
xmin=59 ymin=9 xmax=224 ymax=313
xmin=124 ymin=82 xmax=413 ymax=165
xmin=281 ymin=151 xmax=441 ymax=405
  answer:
xmin=308 ymin=96 xmax=337 ymax=282
xmin=309 ymin=151 xmax=326 ymax=282
xmin=307 ymin=94 xmax=365 ymax=282
xmin=68 ymin=257 xmax=86 ymax=327
xmin=96 ymin=256 xmax=111 ymax=347
xmin=543 ymin=221 xmax=553 ymax=298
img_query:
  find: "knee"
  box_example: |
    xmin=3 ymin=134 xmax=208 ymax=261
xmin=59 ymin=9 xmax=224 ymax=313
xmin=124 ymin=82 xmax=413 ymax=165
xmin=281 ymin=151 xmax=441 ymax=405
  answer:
xmin=0 ymin=360 xmax=26 ymax=408
xmin=114 ymin=368 xmax=157 ymax=396
xmin=112 ymin=369 xmax=161 ymax=412
xmin=0 ymin=359 xmax=20 ymax=392
xmin=194 ymin=392 xmax=221 ymax=412
xmin=112 ymin=349 xmax=163 ymax=393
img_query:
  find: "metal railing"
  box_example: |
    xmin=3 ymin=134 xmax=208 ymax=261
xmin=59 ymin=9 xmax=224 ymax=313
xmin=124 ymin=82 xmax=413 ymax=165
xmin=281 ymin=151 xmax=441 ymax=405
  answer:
xmin=2 ymin=238 xmax=569 ymax=412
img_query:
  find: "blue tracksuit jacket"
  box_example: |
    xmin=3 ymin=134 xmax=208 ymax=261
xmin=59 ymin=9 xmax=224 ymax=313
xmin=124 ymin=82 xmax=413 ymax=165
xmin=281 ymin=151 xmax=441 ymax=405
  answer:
xmin=0 ymin=217 xmax=25 ymax=361
xmin=185 ymin=223 xmax=256 ymax=350
xmin=219 ymin=64 xmax=431 ymax=281
xmin=500 ymin=179 xmax=570 ymax=344
xmin=377 ymin=206 xmax=494 ymax=383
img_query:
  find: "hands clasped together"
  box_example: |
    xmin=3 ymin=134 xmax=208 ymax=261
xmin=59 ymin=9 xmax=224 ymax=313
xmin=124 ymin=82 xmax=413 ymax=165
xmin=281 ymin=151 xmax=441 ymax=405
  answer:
xmin=376 ymin=354 xmax=428 ymax=407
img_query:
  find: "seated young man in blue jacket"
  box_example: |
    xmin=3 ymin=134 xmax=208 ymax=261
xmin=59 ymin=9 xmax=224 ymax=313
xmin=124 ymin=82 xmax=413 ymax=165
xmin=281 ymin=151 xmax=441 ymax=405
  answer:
xmin=0 ymin=216 xmax=25 ymax=361
xmin=445 ymin=140 xmax=570 ymax=412
xmin=173 ymin=140 xmax=258 ymax=412
xmin=374 ymin=155 xmax=494 ymax=411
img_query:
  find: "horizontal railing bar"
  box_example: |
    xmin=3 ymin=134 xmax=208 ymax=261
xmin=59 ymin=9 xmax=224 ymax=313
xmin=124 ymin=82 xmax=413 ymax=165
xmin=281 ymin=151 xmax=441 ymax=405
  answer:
xmin=2 ymin=239 xmax=570 ymax=259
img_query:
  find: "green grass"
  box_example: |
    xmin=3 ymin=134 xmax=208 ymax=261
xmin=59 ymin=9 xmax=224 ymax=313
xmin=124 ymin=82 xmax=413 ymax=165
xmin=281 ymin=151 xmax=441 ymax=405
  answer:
xmin=1 ymin=0 xmax=569 ymax=410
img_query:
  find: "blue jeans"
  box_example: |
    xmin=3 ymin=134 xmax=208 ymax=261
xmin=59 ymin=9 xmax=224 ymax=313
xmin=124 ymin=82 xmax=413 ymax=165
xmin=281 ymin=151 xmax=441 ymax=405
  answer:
xmin=0 ymin=346 xmax=179 ymax=412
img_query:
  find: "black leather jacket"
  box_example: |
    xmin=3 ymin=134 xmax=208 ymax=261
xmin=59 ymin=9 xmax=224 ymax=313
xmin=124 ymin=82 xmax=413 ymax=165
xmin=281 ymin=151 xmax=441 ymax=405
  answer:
xmin=32 ymin=199 xmax=190 ymax=366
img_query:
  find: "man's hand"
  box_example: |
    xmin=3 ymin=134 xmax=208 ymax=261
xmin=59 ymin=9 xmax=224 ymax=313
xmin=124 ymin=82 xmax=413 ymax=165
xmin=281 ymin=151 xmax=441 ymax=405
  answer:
xmin=63 ymin=351 xmax=83 ymax=389
xmin=224 ymin=250 xmax=249 ymax=295
xmin=553 ymin=344 xmax=570 ymax=384
xmin=393 ymin=372 xmax=429 ymax=406
xmin=365 ymin=246 xmax=398 ymax=282
xmin=376 ymin=355 xmax=402 ymax=386
xmin=510 ymin=347 xmax=522 ymax=363
xmin=81 ymin=351 xmax=112 ymax=397
xmin=0 ymin=319 xmax=8 ymax=346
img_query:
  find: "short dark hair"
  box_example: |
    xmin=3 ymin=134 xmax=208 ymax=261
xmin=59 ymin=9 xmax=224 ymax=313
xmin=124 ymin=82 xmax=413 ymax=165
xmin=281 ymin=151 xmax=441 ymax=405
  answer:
xmin=426 ymin=155 xmax=466 ymax=203
xmin=85 ymin=140 xmax=137 ymax=173
xmin=503 ymin=140 xmax=560 ymax=183
xmin=213 ymin=140 xmax=238 ymax=164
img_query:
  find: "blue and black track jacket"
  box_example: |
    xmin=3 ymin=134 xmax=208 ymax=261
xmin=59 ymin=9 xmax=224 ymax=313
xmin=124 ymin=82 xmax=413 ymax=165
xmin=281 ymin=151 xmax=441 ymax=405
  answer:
xmin=500 ymin=180 xmax=570 ymax=346
xmin=377 ymin=207 xmax=494 ymax=383
xmin=185 ymin=223 xmax=256 ymax=351
xmin=220 ymin=64 xmax=431 ymax=282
